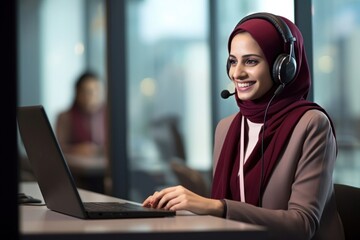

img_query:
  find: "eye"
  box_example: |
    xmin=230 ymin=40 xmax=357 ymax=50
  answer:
xmin=227 ymin=57 xmax=237 ymax=66
xmin=244 ymin=58 xmax=259 ymax=65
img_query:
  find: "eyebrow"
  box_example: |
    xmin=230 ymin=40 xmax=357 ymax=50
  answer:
xmin=229 ymin=53 xmax=263 ymax=59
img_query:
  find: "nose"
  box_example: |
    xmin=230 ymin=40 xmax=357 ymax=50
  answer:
xmin=231 ymin=64 xmax=247 ymax=80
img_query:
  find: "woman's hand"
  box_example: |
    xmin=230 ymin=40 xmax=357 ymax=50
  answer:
xmin=142 ymin=185 xmax=224 ymax=217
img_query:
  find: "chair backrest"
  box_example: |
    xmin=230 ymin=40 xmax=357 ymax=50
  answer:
xmin=170 ymin=160 xmax=210 ymax=197
xmin=334 ymin=183 xmax=360 ymax=240
xmin=150 ymin=115 xmax=186 ymax=161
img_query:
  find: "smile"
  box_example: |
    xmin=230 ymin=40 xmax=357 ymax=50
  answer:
xmin=237 ymin=81 xmax=255 ymax=88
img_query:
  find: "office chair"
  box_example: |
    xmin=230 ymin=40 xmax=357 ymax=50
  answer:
xmin=150 ymin=115 xmax=186 ymax=162
xmin=334 ymin=183 xmax=360 ymax=240
xmin=170 ymin=159 xmax=210 ymax=197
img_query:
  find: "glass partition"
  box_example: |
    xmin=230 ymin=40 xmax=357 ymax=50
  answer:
xmin=18 ymin=0 xmax=107 ymax=193
xmin=313 ymin=0 xmax=360 ymax=187
xmin=125 ymin=0 xmax=212 ymax=200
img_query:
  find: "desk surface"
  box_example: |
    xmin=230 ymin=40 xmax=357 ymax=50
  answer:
xmin=20 ymin=182 xmax=268 ymax=240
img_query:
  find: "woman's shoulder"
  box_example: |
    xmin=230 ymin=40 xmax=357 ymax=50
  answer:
xmin=217 ymin=113 xmax=237 ymax=127
xmin=298 ymin=109 xmax=332 ymax=129
xmin=215 ymin=113 xmax=237 ymax=135
xmin=214 ymin=113 xmax=237 ymax=143
xmin=291 ymin=107 xmax=334 ymax=135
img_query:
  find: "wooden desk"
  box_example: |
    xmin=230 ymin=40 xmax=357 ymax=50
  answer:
xmin=20 ymin=182 xmax=268 ymax=240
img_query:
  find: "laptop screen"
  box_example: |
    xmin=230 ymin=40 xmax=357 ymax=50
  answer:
xmin=18 ymin=105 xmax=87 ymax=218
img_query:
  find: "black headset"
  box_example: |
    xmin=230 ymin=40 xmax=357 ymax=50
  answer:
xmin=227 ymin=12 xmax=297 ymax=87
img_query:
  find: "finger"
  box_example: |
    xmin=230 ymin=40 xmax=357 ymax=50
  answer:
xmin=151 ymin=191 xmax=165 ymax=207
xmin=151 ymin=188 xmax=176 ymax=207
xmin=150 ymin=186 xmax=184 ymax=209
xmin=156 ymin=188 xmax=182 ymax=209
xmin=142 ymin=191 xmax=161 ymax=207
xmin=142 ymin=196 xmax=153 ymax=207
xmin=164 ymin=195 xmax=185 ymax=211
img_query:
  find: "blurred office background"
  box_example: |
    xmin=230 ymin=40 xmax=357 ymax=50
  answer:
xmin=17 ymin=0 xmax=360 ymax=202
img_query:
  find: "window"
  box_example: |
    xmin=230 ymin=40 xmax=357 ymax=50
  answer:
xmin=313 ymin=0 xmax=360 ymax=187
xmin=125 ymin=0 xmax=212 ymax=201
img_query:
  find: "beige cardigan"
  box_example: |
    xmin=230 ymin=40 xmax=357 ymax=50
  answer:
xmin=213 ymin=110 xmax=344 ymax=240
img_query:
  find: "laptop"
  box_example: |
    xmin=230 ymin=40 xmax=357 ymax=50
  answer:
xmin=17 ymin=105 xmax=176 ymax=219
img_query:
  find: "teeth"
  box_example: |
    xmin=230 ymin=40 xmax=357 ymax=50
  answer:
xmin=237 ymin=82 xmax=253 ymax=88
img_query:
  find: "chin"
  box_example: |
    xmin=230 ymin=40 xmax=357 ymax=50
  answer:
xmin=237 ymin=94 xmax=255 ymax=101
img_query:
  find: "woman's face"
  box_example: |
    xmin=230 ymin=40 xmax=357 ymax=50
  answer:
xmin=76 ymin=78 xmax=102 ymax=113
xmin=228 ymin=32 xmax=273 ymax=101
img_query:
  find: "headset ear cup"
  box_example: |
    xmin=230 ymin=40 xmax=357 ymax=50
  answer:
xmin=272 ymin=54 xmax=297 ymax=85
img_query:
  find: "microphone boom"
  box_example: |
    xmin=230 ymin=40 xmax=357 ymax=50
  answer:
xmin=221 ymin=90 xmax=235 ymax=99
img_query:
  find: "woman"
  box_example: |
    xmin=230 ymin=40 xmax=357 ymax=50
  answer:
xmin=56 ymin=71 xmax=107 ymax=193
xmin=56 ymin=71 xmax=106 ymax=157
xmin=143 ymin=13 xmax=344 ymax=240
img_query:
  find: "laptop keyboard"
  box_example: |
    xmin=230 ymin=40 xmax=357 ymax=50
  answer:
xmin=84 ymin=202 xmax=153 ymax=212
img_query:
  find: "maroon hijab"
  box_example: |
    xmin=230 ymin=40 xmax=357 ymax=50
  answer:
xmin=211 ymin=14 xmax=337 ymax=206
